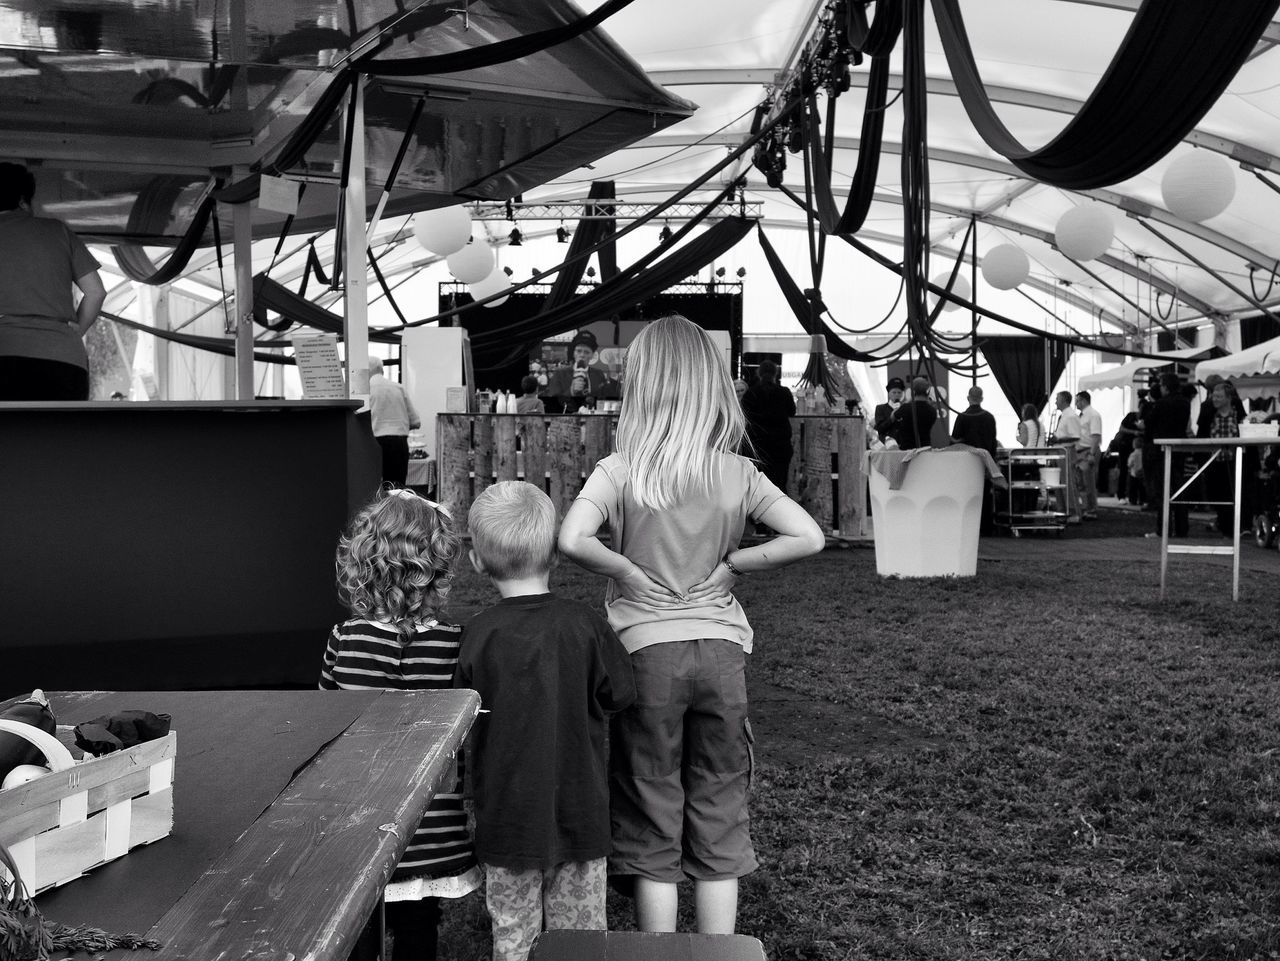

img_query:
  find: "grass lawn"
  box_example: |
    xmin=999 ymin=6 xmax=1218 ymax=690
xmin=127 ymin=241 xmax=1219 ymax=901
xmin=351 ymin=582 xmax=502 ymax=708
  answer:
xmin=436 ymin=545 xmax=1280 ymax=960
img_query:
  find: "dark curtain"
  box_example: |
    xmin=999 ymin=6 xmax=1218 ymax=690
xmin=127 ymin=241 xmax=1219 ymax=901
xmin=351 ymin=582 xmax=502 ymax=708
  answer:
xmin=980 ymin=335 xmax=1072 ymax=413
xmin=1240 ymin=314 xmax=1280 ymax=349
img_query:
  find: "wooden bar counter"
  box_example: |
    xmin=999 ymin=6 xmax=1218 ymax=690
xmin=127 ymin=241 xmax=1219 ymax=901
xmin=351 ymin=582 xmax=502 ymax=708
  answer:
xmin=437 ymin=412 xmax=867 ymax=540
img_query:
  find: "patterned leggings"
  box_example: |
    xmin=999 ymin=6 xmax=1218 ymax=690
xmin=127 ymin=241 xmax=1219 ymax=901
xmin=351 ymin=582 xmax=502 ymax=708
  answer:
xmin=484 ymin=859 xmax=606 ymax=961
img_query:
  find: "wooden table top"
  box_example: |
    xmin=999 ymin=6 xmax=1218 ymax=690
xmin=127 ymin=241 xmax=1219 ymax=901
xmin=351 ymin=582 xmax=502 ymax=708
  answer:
xmin=13 ymin=689 xmax=479 ymax=961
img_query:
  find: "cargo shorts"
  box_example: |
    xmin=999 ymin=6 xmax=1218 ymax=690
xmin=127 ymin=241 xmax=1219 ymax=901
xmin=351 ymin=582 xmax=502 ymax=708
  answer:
xmin=608 ymin=637 xmax=758 ymax=882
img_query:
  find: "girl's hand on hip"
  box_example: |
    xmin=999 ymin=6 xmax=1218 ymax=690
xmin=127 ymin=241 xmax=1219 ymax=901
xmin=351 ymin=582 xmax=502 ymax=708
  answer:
xmin=618 ymin=566 xmax=684 ymax=606
xmin=685 ymin=563 xmax=736 ymax=603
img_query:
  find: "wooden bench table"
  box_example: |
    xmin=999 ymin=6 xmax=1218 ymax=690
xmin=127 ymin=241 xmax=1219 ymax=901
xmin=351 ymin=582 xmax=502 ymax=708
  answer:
xmin=5 ymin=688 xmax=478 ymax=961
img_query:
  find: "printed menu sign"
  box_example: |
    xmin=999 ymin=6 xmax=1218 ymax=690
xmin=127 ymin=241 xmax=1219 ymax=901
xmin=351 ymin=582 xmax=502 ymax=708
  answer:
xmin=293 ymin=334 xmax=346 ymax=399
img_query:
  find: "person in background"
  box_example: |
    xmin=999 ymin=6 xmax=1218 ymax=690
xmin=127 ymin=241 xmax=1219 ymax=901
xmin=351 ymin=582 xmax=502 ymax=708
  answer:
xmin=320 ymin=489 xmax=480 ymax=961
xmin=951 ymin=385 xmax=998 ymax=535
xmin=558 ymin=315 xmax=825 ymax=937
xmin=741 ymin=359 xmax=796 ymax=493
xmin=873 ymin=376 xmax=906 ymax=441
xmin=457 ymin=482 xmax=635 ymax=961
xmin=1074 ymin=390 xmax=1103 ymax=518
xmin=1145 ymin=372 xmax=1192 ymax=538
xmin=1197 ymin=380 xmax=1243 ymax=537
xmin=545 ymin=330 xmax=610 ymax=413
xmin=515 ymin=374 xmax=545 ymax=414
xmin=368 ymin=356 xmax=421 ymax=487
xmin=1127 ymin=436 xmax=1147 ymax=507
xmin=889 ymin=377 xmax=937 ymax=450
xmin=1016 ymin=402 xmax=1043 ymax=448
xmin=0 ymin=162 xmax=106 ymax=401
xmin=733 ymin=377 xmax=749 ymax=403
xmin=1109 ymin=408 xmax=1143 ymax=502
xmin=1048 ymin=391 xmax=1083 ymax=522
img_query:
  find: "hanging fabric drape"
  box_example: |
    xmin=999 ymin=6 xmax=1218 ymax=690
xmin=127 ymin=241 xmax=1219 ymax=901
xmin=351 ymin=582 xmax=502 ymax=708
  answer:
xmin=467 ymin=217 xmax=755 ymax=369
xmin=756 ymin=225 xmax=881 ymax=362
xmin=979 ymin=335 xmax=1072 ymax=414
xmin=103 ymin=311 xmax=298 ymax=364
xmin=110 ymin=179 xmax=220 ymax=284
xmin=931 ymin=0 xmax=1280 ymax=188
xmin=542 ymin=182 xmax=618 ymax=308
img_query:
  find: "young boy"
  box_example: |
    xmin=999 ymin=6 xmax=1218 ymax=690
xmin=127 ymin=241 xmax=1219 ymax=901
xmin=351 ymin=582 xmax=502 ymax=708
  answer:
xmin=456 ymin=481 xmax=636 ymax=961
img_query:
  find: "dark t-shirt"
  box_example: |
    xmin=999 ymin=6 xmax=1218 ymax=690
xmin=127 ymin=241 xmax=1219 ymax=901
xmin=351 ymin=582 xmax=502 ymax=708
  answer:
xmin=455 ymin=594 xmax=635 ymax=869
xmin=742 ymin=382 xmax=796 ymax=461
xmin=951 ymin=405 xmax=998 ymax=457
xmin=890 ymin=398 xmax=938 ymax=450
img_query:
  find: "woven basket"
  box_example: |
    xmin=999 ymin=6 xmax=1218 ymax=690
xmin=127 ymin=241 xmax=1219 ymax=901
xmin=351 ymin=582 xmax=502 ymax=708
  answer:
xmin=0 ymin=719 xmax=175 ymax=894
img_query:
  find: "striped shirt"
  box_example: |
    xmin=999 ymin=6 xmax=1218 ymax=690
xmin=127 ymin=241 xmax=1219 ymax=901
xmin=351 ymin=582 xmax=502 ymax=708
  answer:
xmin=320 ymin=617 xmax=476 ymax=882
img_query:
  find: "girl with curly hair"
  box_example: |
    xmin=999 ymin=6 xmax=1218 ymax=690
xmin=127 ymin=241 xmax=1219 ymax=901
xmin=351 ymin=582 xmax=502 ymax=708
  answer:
xmin=320 ymin=487 xmax=479 ymax=960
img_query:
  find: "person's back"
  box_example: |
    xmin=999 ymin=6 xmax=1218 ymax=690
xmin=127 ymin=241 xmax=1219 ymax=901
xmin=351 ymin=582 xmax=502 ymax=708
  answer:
xmin=458 ymin=482 xmax=634 ymax=961
xmin=558 ymin=315 xmax=826 ymax=937
xmin=951 ymin=387 xmax=997 ymax=457
xmin=890 ymin=378 xmax=937 ymax=450
xmin=320 ymin=489 xmax=478 ymax=960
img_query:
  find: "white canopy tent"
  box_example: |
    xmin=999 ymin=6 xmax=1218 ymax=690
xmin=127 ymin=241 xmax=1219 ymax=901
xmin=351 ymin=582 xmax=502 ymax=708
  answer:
xmin=1078 ymin=346 xmax=1220 ymax=392
xmin=1194 ymin=334 xmax=1280 ymax=400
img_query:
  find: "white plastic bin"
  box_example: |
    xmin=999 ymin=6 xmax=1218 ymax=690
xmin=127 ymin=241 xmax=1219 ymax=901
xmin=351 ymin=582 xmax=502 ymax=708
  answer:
xmin=867 ymin=449 xmax=985 ymax=577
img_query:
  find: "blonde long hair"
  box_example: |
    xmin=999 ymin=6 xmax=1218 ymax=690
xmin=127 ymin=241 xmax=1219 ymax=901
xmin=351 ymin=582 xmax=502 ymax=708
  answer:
xmin=615 ymin=315 xmax=744 ymax=511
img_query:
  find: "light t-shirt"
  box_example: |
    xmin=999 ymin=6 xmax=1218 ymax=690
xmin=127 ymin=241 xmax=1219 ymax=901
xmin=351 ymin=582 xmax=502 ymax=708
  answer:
xmin=368 ymin=373 xmax=420 ymax=437
xmin=1077 ymin=406 xmax=1102 ymax=450
xmin=0 ymin=208 xmax=100 ymax=367
xmin=1052 ymin=407 xmax=1082 ymax=442
xmin=576 ymin=451 xmax=786 ymax=654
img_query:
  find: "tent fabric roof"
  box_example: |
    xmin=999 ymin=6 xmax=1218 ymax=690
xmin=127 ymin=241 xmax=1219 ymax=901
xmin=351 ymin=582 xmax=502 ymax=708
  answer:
xmin=7 ymin=0 xmax=1280 ymax=360
xmin=1078 ymin=346 xmax=1222 ymax=392
xmin=1195 ymin=335 xmax=1280 ymax=380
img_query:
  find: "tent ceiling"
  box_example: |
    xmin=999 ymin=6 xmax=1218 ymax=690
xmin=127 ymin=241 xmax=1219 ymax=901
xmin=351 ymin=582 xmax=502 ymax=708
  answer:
xmin=5 ymin=0 xmax=1280 ymax=342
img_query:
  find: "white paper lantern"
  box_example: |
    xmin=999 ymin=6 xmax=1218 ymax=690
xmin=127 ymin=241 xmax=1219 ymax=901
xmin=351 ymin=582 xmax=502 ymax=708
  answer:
xmin=413 ymin=206 xmax=472 ymax=256
xmin=981 ymin=243 xmax=1030 ymax=290
xmin=469 ymin=272 xmax=510 ymax=307
xmin=447 ymin=240 xmax=494 ymax=285
xmin=1161 ymin=151 xmax=1236 ymax=223
xmin=1055 ymin=204 xmax=1114 ymax=261
xmin=929 ymin=272 xmax=970 ymax=311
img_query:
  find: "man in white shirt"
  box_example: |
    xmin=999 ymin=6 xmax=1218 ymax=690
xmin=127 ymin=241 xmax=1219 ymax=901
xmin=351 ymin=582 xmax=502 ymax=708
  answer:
xmin=1075 ymin=390 xmax=1103 ymax=518
xmin=368 ymin=357 xmax=421 ymax=486
xmin=1048 ymin=391 xmax=1083 ymax=521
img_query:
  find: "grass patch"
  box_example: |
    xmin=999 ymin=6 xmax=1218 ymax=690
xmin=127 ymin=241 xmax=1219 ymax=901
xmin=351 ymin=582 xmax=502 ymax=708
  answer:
xmin=437 ymin=550 xmax=1280 ymax=960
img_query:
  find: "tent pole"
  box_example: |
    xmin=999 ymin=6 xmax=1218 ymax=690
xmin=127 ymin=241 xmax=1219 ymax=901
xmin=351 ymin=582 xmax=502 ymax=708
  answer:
xmin=230 ymin=0 xmax=254 ymax=399
xmin=344 ymin=79 xmax=370 ymax=400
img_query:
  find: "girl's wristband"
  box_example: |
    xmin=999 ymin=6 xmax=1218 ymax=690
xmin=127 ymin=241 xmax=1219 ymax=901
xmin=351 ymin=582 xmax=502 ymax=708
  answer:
xmin=722 ymin=552 xmax=744 ymax=577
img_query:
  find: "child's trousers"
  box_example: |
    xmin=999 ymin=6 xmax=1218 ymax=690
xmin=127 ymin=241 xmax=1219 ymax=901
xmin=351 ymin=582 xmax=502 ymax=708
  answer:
xmin=484 ymin=858 xmax=606 ymax=961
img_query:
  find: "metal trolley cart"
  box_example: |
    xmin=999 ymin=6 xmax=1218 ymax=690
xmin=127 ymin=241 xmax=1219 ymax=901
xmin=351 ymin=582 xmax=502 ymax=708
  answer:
xmin=995 ymin=446 xmax=1070 ymax=537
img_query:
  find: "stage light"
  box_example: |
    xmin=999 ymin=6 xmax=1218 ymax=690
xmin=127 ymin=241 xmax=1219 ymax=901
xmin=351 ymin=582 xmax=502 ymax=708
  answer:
xmin=503 ymin=266 xmax=514 ymax=277
xmin=556 ymin=224 xmax=570 ymax=243
xmin=715 ymin=267 xmax=726 ymax=278
xmin=586 ymin=266 xmax=597 ymax=280
xmin=736 ymin=267 xmax=746 ymax=278
xmin=508 ymin=227 xmax=523 ymax=247
xmin=659 ymin=222 xmax=673 ymax=243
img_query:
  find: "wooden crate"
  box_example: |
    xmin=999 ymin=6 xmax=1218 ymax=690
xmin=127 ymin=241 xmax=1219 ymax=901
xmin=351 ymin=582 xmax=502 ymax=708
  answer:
xmin=0 ymin=718 xmax=176 ymax=894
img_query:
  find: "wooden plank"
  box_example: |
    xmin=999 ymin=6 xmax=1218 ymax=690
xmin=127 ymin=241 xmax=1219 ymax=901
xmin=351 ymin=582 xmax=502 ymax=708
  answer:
xmin=518 ymin=416 xmax=549 ymax=492
xmin=494 ymin=415 xmax=519 ymax=482
xmin=472 ymin=415 xmax=495 ymax=500
xmin=33 ymin=813 xmax=103 ymax=891
xmin=797 ymin=417 xmax=834 ymax=533
xmin=137 ymin=690 xmax=480 ymax=961
xmin=581 ymin=416 xmax=612 ymax=489
xmin=547 ymin=418 xmax=582 ymax=519
xmin=436 ymin=415 xmax=472 ymax=533
xmin=834 ymin=417 xmax=868 ymax=540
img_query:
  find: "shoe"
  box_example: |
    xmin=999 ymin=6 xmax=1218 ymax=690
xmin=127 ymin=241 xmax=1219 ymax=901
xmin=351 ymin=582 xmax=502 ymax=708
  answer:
xmin=1083 ymin=511 xmax=1098 ymax=519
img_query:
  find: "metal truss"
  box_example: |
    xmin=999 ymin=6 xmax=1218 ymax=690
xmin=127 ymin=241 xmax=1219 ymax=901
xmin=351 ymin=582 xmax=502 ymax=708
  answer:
xmin=466 ymin=200 xmax=762 ymax=221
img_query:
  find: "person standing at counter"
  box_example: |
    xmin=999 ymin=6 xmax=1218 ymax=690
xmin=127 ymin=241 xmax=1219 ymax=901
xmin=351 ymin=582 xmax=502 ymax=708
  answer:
xmin=741 ymin=359 xmax=796 ymax=494
xmin=368 ymin=357 xmax=421 ymax=487
xmin=873 ymin=376 xmax=905 ymax=441
xmin=888 ymin=377 xmax=937 ymax=450
xmin=0 ymin=162 xmax=106 ymax=400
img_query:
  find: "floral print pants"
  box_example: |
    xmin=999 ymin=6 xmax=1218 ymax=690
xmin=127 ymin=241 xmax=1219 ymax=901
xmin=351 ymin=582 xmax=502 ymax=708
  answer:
xmin=483 ymin=858 xmax=606 ymax=961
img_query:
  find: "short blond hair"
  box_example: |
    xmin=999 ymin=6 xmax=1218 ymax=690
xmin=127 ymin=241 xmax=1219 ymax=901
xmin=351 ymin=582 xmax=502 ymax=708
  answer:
xmin=469 ymin=481 xmax=557 ymax=579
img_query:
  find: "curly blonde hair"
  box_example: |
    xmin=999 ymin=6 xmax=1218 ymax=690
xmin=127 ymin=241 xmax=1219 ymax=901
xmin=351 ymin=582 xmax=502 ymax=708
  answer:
xmin=335 ymin=489 xmax=460 ymax=642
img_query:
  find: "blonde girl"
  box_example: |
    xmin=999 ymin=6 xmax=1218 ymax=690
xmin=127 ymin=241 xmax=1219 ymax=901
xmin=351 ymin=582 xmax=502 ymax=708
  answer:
xmin=558 ymin=315 xmax=825 ymax=935
xmin=320 ymin=488 xmax=480 ymax=961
